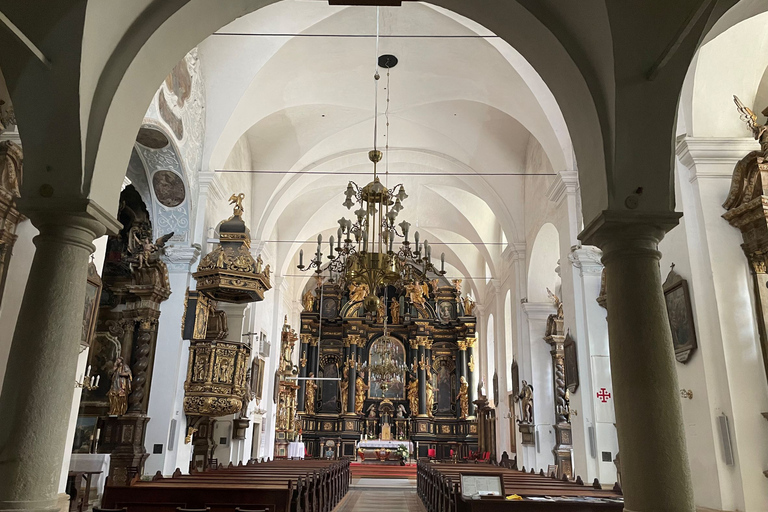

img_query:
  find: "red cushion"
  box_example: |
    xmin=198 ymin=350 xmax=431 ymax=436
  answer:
xmin=428 ymin=449 xmax=436 ymax=458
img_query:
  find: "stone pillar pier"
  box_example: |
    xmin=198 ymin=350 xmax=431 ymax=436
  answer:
xmin=582 ymin=211 xmax=694 ymax=512
xmin=0 ymin=204 xmax=114 ymax=512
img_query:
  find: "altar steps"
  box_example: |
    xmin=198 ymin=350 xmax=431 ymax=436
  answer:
xmin=350 ymin=462 xmax=417 ymax=480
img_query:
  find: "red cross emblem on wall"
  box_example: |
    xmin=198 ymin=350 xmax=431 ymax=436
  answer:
xmin=596 ymin=388 xmax=611 ymax=403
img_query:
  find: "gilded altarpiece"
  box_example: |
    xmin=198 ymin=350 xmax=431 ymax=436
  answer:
xmin=297 ymin=275 xmax=479 ymax=462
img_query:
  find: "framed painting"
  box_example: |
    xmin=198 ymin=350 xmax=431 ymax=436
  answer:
xmin=662 ymin=265 xmax=698 ymax=363
xmin=81 ymin=261 xmax=102 ymax=348
xmin=252 ymin=358 xmax=265 ymax=400
xmin=564 ymin=332 xmax=579 ymax=392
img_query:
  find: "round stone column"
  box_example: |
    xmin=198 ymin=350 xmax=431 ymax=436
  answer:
xmin=0 ymin=210 xmax=108 ymax=512
xmin=582 ymin=212 xmax=694 ymax=512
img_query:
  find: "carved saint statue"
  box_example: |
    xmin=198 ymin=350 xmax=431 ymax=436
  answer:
xmin=547 ymin=288 xmax=564 ymax=319
xmin=107 ymin=356 xmax=132 ymax=416
xmin=376 ymin=297 xmax=386 ymax=323
xmin=366 ymin=403 xmax=377 ymax=418
xmin=304 ymin=372 xmax=317 ymax=415
xmin=229 ymin=193 xmax=246 ymax=217
xmin=463 ymin=296 xmax=475 ymax=316
xmin=457 ymin=375 xmax=469 ymax=420
xmin=396 ymin=403 xmax=407 ymax=419
xmin=302 ymin=289 xmax=315 ymax=312
xmin=425 ymin=380 xmax=435 ymax=418
xmin=452 ymin=279 xmax=462 ymax=294
xmin=390 ymin=299 xmax=401 ymax=324
xmin=348 ymin=282 xmax=370 ymax=303
xmin=515 ymin=380 xmax=534 ymax=424
xmin=340 ymin=366 xmax=349 ymax=413
xmin=355 ymin=372 xmax=369 ymax=415
xmin=407 ymin=378 xmax=419 ymax=416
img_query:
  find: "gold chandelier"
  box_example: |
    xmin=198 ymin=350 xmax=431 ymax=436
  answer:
xmin=297 ymin=54 xmax=446 ymax=313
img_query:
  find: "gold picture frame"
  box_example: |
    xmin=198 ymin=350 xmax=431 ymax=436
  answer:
xmin=81 ymin=261 xmax=102 ymax=348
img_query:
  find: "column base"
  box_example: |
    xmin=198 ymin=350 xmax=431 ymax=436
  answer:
xmin=0 ymin=492 xmax=70 ymax=512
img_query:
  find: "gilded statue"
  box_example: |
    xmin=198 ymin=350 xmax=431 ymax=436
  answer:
xmin=406 ymin=282 xmax=427 ymax=317
xmin=515 ymin=380 xmax=534 ymax=424
xmin=229 ymin=193 xmax=246 ymax=217
xmin=348 ymin=282 xmax=370 ymax=303
xmin=407 ymin=378 xmax=419 ymax=416
xmin=305 ymin=372 xmax=317 ymax=415
xmin=376 ymin=297 xmax=386 ymax=323
xmin=390 ymin=299 xmax=401 ymax=324
xmin=425 ymin=380 xmax=435 ymax=418
xmin=457 ymin=375 xmax=469 ymax=420
xmin=463 ymin=296 xmax=475 ymax=316
xmin=340 ymin=366 xmax=349 ymax=413
xmin=724 ymin=96 xmax=768 ymax=210
xmin=355 ymin=372 xmax=369 ymax=414
xmin=302 ymin=289 xmax=315 ymax=312
xmin=107 ymin=356 xmax=132 ymax=416
xmin=255 ymin=254 xmax=263 ymax=273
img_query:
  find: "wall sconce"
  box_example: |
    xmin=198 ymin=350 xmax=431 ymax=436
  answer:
xmin=75 ymin=365 xmax=100 ymax=391
xmin=680 ymin=389 xmax=693 ymax=400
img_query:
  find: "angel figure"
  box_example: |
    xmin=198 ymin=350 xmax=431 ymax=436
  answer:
xmin=734 ymin=95 xmax=768 ymax=151
xmin=547 ymin=288 xmax=564 ymax=319
xmin=131 ymin=232 xmax=173 ymax=269
xmin=229 ymin=193 xmax=246 ymax=217
xmin=302 ymin=289 xmax=315 ymax=312
xmin=396 ymin=403 xmax=407 ymax=419
xmin=348 ymin=282 xmax=370 ymax=303
xmin=390 ymin=299 xmax=401 ymax=324
xmin=429 ymin=279 xmax=439 ymax=295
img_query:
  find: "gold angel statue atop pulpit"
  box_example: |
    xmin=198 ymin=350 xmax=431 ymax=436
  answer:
xmin=229 ymin=193 xmax=245 ymax=217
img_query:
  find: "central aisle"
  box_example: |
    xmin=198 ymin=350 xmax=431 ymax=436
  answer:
xmin=334 ymin=474 xmax=425 ymax=512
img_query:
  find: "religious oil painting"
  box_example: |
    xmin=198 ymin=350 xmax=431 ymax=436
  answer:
xmin=252 ymin=358 xmax=265 ymax=400
xmin=152 ymin=170 xmax=186 ymax=208
xmin=438 ymin=301 xmax=454 ymax=322
xmin=662 ymin=265 xmax=698 ymax=363
xmin=81 ymin=262 xmax=102 ymax=348
xmin=368 ymin=336 xmax=406 ymax=400
xmin=72 ymin=416 xmax=98 ymax=453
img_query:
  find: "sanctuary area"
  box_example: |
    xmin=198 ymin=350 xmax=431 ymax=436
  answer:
xmin=1 ymin=2 xmax=768 ymax=512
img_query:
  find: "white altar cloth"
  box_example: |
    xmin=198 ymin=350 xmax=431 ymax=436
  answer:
xmin=287 ymin=441 xmax=305 ymax=459
xmin=69 ymin=454 xmax=110 ymax=503
xmin=357 ymin=440 xmax=412 ymax=450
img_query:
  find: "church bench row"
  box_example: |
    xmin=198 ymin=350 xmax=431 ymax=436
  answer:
xmin=417 ymin=462 xmax=623 ymax=512
xmin=102 ymin=460 xmax=349 ymax=512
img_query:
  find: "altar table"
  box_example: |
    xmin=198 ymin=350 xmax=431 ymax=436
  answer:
xmin=357 ymin=440 xmax=413 ymax=464
xmin=287 ymin=441 xmax=305 ymax=459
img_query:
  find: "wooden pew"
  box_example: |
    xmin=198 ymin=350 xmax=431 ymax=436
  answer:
xmin=102 ymin=459 xmax=349 ymax=512
xmin=417 ymin=461 xmax=624 ymax=512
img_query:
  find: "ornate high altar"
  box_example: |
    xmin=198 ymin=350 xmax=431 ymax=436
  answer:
xmin=293 ymin=53 xmax=480 ymax=461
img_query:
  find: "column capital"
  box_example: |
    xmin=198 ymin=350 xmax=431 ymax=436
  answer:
xmin=568 ymin=245 xmax=603 ymax=276
xmin=162 ymin=244 xmax=201 ymax=272
xmin=546 ymin=170 xmax=579 ymax=205
xmin=466 ymin=336 xmax=477 ymax=349
xmin=579 ymin=210 xmax=681 ymax=264
xmin=17 ymin=197 xmax=121 ymax=251
xmin=198 ymin=170 xmax=226 ymax=203
xmin=521 ymin=301 xmax=556 ymax=321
